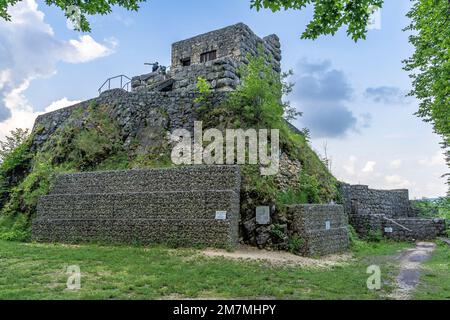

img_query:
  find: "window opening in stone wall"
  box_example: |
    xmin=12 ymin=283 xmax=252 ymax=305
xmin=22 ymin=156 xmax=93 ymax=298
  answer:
xmin=181 ymin=57 xmax=191 ymax=66
xmin=200 ymin=50 xmax=217 ymax=63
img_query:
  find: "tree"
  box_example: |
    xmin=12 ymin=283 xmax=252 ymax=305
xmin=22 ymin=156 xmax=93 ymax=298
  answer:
xmin=250 ymin=0 xmax=384 ymax=41
xmin=0 ymin=128 xmax=29 ymax=163
xmin=2 ymin=0 xmax=384 ymax=38
xmin=0 ymin=0 xmax=146 ymax=32
xmin=403 ymin=0 xmax=450 ymax=188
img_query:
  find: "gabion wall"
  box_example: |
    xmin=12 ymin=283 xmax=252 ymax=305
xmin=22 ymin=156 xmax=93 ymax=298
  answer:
xmin=340 ymin=184 xmax=412 ymax=218
xmin=349 ymin=214 xmax=446 ymax=241
xmin=287 ymin=204 xmax=349 ymax=256
xmin=32 ymin=166 xmax=241 ymax=247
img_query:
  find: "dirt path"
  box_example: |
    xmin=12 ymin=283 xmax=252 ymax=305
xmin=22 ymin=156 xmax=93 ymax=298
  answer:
xmin=200 ymin=245 xmax=351 ymax=268
xmin=389 ymin=242 xmax=436 ymax=300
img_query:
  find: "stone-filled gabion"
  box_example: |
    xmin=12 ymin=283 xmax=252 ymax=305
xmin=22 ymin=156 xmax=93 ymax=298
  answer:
xmin=341 ymin=184 xmax=447 ymax=240
xmin=32 ymin=165 xmax=241 ymax=247
xmin=340 ymin=184 xmax=413 ymax=218
xmin=349 ymin=214 xmax=447 ymax=241
xmin=287 ymin=204 xmax=349 ymax=256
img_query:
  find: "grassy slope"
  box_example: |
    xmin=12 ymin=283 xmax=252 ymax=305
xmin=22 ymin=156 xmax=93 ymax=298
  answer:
xmin=0 ymin=240 xmax=411 ymax=300
xmin=413 ymin=241 xmax=450 ymax=300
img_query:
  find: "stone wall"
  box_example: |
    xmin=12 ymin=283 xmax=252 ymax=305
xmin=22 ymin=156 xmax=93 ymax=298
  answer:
xmin=340 ymin=184 xmax=412 ymax=218
xmin=171 ymin=23 xmax=281 ymax=72
xmin=32 ymin=165 xmax=241 ymax=247
xmin=342 ymin=184 xmax=447 ymax=240
xmin=132 ymin=23 xmax=281 ymax=92
xmin=287 ymin=204 xmax=349 ymax=256
xmin=32 ymin=88 xmax=229 ymax=152
xmin=170 ymin=57 xmax=240 ymax=92
xmin=349 ymin=214 xmax=446 ymax=241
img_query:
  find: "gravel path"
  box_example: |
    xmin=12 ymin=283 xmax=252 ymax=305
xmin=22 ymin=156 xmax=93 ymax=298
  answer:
xmin=389 ymin=242 xmax=436 ymax=300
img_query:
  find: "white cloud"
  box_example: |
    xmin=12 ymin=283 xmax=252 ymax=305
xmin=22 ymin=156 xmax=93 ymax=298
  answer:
xmin=390 ymin=159 xmax=402 ymax=169
xmin=362 ymin=161 xmax=376 ymax=173
xmin=0 ymin=0 xmax=116 ymax=135
xmin=44 ymin=97 xmax=82 ymax=113
xmin=0 ymin=96 xmax=81 ymax=139
xmin=62 ymin=35 xmax=117 ymax=63
xmin=0 ymin=69 xmax=11 ymax=90
xmin=342 ymin=155 xmax=357 ymax=175
xmin=418 ymin=151 xmax=446 ymax=167
xmin=384 ymin=175 xmax=413 ymax=189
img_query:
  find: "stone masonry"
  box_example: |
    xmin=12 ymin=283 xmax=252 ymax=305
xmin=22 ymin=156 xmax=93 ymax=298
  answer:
xmin=32 ymin=166 xmax=241 ymax=247
xmin=132 ymin=23 xmax=281 ymax=93
xmin=287 ymin=204 xmax=349 ymax=256
xmin=341 ymin=184 xmax=447 ymax=240
xmin=30 ymin=23 xmax=447 ymax=254
xmin=32 ymin=88 xmax=229 ymax=153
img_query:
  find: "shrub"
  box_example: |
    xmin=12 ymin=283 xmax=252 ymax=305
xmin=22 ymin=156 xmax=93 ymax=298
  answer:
xmin=288 ymin=234 xmax=305 ymax=253
xmin=0 ymin=128 xmax=30 ymax=163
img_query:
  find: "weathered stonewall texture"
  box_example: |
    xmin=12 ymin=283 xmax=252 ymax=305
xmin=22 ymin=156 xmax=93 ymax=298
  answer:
xmin=340 ymin=184 xmax=412 ymax=218
xmin=342 ymin=184 xmax=447 ymax=240
xmin=31 ymin=88 xmax=229 ymax=152
xmin=132 ymin=23 xmax=281 ymax=92
xmin=32 ymin=166 xmax=241 ymax=247
xmin=349 ymin=214 xmax=446 ymax=241
xmin=287 ymin=204 xmax=349 ymax=256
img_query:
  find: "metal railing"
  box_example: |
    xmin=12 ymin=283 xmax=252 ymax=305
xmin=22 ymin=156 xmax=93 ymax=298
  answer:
xmin=98 ymin=75 xmax=131 ymax=95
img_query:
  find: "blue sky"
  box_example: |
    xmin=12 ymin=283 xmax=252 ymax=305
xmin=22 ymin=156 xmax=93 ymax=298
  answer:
xmin=0 ymin=0 xmax=447 ymax=198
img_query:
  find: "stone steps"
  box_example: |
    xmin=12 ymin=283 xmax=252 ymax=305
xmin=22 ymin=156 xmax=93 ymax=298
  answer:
xmin=32 ymin=165 xmax=241 ymax=247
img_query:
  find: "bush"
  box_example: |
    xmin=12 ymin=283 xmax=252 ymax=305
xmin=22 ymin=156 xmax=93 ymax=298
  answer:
xmin=411 ymin=197 xmax=450 ymax=220
xmin=288 ymin=234 xmax=305 ymax=253
xmin=0 ymin=213 xmax=30 ymax=241
xmin=0 ymin=128 xmax=30 ymax=163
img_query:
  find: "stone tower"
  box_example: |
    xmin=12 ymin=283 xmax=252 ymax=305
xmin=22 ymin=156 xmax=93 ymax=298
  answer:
xmin=131 ymin=23 xmax=281 ymax=93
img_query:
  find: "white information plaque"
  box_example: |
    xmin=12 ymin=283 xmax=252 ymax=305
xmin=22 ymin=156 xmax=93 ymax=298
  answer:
xmin=256 ymin=206 xmax=271 ymax=225
xmin=215 ymin=211 xmax=227 ymax=220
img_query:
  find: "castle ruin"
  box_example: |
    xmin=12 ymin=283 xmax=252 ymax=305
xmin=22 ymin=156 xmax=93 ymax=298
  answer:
xmin=130 ymin=23 xmax=281 ymax=93
xmin=30 ymin=23 xmax=446 ymax=255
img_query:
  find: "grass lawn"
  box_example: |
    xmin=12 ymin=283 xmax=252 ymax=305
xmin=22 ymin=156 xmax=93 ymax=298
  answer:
xmin=413 ymin=241 xmax=450 ymax=300
xmin=0 ymin=240 xmax=411 ymax=300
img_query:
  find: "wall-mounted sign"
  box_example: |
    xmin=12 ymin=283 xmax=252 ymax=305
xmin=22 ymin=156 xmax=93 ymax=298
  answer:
xmin=256 ymin=206 xmax=270 ymax=225
xmin=215 ymin=211 xmax=227 ymax=220
xmin=384 ymin=227 xmax=393 ymax=233
xmin=325 ymin=221 xmax=331 ymax=230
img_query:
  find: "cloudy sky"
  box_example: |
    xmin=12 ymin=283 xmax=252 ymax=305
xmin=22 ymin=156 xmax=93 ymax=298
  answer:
xmin=0 ymin=0 xmax=447 ymax=198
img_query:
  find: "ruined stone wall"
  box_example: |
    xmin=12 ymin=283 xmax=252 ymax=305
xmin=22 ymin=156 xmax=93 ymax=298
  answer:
xmin=349 ymin=214 xmax=446 ymax=241
xmin=170 ymin=57 xmax=240 ymax=92
xmin=131 ymin=23 xmax=281 ymax=92
xmin=340 ymin=184 xmax=412 ymax=218
xmin=171 ymin=23 xmax=281 ymax=71
xmin=287 ymin=204 xmax=349 ymax=256
xmin=32 ymin=166 xmax=241 ymax=247
xmin=32 ymin=88 xmax=229 ymax=153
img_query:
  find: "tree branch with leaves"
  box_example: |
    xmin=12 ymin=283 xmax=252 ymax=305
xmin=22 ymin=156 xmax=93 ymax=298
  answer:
xmin=403 ymin=0 xmax=450 ymax=189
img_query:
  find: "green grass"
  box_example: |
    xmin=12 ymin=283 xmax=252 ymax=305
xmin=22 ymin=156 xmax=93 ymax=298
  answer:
xmin=0 ymin=240 xmax=411 ymax=300
xmin=413 ymin=241 xmax=450 ymax=300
